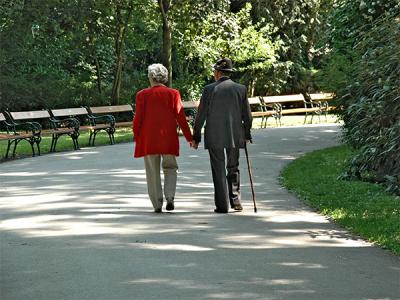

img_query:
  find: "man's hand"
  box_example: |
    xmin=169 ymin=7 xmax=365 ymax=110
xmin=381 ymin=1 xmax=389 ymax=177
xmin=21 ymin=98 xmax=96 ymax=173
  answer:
xmin=190 ymin=140 xmax=199 ymax=149
xmin=246 ymin=139 xmax=252 ymax=144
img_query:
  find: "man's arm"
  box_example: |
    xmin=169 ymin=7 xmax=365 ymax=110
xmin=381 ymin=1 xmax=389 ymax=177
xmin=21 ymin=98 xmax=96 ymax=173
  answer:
xmin=192 ymin=86 xmax=210 ymax=144
xmin=174 ymin=91 xmax=193 ymax=142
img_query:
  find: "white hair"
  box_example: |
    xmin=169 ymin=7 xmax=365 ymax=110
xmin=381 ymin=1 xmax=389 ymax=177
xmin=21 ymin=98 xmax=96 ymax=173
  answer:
xmin=148 ymin=63 xmax=168 ymax=84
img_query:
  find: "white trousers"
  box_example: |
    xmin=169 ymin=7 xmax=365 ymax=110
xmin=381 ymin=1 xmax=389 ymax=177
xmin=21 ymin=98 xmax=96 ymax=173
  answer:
xmin=144 ymin=154 xmax=178 ymax=209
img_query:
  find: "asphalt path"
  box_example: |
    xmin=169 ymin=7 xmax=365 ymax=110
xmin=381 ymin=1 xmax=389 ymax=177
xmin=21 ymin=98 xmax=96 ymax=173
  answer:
xmin=1 ymin=124 xmax=399 ymax=300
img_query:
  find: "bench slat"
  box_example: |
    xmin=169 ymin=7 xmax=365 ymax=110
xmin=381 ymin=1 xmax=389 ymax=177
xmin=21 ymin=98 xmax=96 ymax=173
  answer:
xmin=252 ymin=111 xmax=275 ymax=117
xmin=182 ymin=101 xmax=199 ymax=108
xmin=0 ymin=113 xmax=6 ymax=122
xmin=10 ymin=110 xmax=50 ymax=120
xmin=115 ymin=121 xmax=132 ymax=128
xmin=264 ymin=94 xmax=305 ymax=103
xmin=309 ymin=93 xmax=335 ymax=101
xmin=0 ymin=133 xmax=34 ymax=140
xmin=89 ymin=105 xmax=133 ymax=114
xmin=41 ymin=128 xmax=76 ymax=135
xmin=51 ymin=107 xmax=88 ymax=117
xmin=281 ymin=107 xmax=320 ymax=114
xmin=248 ymin=97 xmax=261 ymax=105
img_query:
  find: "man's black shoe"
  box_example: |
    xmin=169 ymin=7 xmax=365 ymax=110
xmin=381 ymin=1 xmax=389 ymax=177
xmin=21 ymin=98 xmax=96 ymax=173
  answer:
xmin=214 ymin=209 xmax=228 ymax=213
xmin=166 ymin=202 xmax=174 ymax=211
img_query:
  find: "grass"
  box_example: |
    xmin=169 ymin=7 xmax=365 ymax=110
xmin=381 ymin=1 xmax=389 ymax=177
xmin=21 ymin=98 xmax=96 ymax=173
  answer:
xmin=281 ymin=145 xmax=400 ymax=255
xmin=1 ymin=114 xmax=340 ymax=160
xmin=252 ymin=113 xmax=340 ymax=128
xmin=0 ymin=128 xmax=134 ymax=161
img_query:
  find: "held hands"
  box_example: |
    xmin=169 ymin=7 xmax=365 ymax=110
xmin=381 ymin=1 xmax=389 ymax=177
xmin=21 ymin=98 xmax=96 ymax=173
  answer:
xmin=190 ymin=140 xmax=199 ymax=150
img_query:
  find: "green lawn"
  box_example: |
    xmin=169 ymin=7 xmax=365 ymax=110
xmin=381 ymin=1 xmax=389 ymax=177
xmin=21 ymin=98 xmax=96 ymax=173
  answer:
xmin=1 ymin=114 xmax=339 ymax=160
xmin=0 ymin=128 xmax=134 ymax=160
xmin=252 ymin=113 xmax=339 ymax=128
xmin=281 ymin=145 xmax=400 ymax=255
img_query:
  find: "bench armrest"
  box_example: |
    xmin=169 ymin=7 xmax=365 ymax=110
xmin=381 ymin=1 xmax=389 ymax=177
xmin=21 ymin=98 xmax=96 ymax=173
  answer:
xmin=87 ymin=114 xmax=115 ymax=126
xmin=50 ymin=117 xmax=80 ymax=130
xmin=7 ymin=121 xmax=42 ymax=135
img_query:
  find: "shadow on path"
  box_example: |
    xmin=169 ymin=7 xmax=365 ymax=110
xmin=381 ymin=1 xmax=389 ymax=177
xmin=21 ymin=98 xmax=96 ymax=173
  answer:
xmin=1 ymin=125 xmax=399 ymax=300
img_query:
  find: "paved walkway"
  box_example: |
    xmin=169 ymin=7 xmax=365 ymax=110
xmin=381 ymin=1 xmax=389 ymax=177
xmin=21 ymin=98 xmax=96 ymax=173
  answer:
xmin=1 ymin=125 xmax=399 ymax=300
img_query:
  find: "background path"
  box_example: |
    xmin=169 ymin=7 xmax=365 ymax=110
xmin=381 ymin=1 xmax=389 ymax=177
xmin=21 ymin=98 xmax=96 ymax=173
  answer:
xmin=1 ymin=125 xmax=399 ymax=299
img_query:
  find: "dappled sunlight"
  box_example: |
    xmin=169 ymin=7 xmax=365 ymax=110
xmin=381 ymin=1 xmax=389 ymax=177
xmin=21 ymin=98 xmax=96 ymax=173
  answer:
xmin=2 ymin=127 xmax=398 ymax=299
xmin=0 ymin=171 xmax=49 ymax=177
xmin=277 ymin=262 xmax=326 ymax=269
xmin=129 ymin=243 xmax=214 ymax=251
xmin=51 ymin=150 xmax=100 ymax=158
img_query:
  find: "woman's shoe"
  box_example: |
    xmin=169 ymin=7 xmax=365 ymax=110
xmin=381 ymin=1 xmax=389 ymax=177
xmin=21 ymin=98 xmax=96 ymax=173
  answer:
xmin=232 ymin=203 xmax=243 ymax=211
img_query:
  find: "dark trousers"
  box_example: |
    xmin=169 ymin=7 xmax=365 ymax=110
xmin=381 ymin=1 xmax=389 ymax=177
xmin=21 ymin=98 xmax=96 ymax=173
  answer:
xmin=208 ymin=148 xmax=241 ymax=212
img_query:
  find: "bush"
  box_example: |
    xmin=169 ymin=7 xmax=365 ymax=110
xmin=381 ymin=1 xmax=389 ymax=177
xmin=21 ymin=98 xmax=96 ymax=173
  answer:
xmin=338 ymin=10 xmax=400 ymax=194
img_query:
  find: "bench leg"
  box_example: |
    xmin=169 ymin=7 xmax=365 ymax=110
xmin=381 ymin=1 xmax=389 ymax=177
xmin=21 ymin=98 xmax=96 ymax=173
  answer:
xmin=12 ymin=140 xmax=21 ymax=157
xmin=110 ymin=133 xmax=115 ymax=145
xmin=50 ymin=136 xmax=55 ymax=152
xmin=303 ymin=113 xmax=308 ymax=124
xmin=92 ymin=131 xmax=98 ymax=146
xmin=5 ymin=140 xmax=12 ymax=158
xmin=106 ymin=128 xmax=116 ymax=145
xmin=35 ymin=136 xmax=41 ymax=156
xmin=51 ymin=135 xmax=58 ymax=152
xmin=53 ymin=136 xmax=59 ymax=152
xmin=72 ymin=136 xmax=79 ymax=150
xmin=28 ymin=140 xmax=36 ymax=157
xmin=88 ymin=131 xmax=94 ymax=146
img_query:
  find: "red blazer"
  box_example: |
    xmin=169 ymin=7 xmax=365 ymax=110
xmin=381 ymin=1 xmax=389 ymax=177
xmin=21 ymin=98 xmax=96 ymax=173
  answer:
xmin=132 ymin=85 xmax=193 ymax=158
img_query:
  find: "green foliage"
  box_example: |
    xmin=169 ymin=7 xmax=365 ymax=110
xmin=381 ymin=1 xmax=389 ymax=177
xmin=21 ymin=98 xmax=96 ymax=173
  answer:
xmin=318 ymin=1 xmax=400 ymax=194
xmin=1 ymin=0 xmax=335 ymax=108
xmin=281 ymin=145 xmax=400 ymax=255
xmin=174 ymin=2 xmax=288 ymax=97
xmin=342 ymin=12 xmax=400 ymax=194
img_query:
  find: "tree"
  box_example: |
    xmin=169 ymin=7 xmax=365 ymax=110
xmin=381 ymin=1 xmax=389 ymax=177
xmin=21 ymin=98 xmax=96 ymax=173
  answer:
xmin=157 ymin=0 xmax=172 ymax=87
xmin=110 ymin=0 xmax=134 ymax=105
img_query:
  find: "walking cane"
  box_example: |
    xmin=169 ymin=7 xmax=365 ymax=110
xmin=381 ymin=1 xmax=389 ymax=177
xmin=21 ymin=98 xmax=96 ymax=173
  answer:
xmin=244 ymin=143 xmax=257 ymax=213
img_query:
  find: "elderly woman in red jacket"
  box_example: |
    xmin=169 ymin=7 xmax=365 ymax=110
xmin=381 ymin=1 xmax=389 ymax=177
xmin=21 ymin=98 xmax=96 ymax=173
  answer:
xmin=133 ymin=64 xmax=193 ymax=213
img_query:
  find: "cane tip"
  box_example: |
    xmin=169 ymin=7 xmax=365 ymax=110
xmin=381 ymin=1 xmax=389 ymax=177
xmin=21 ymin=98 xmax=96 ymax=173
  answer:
xmin=254 ymin=208 xmax=257 ymax=213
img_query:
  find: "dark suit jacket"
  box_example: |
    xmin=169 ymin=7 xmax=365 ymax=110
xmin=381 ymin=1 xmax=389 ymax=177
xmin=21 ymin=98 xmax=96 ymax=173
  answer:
xmin=193 ymin=77 xmax=252 ymax=149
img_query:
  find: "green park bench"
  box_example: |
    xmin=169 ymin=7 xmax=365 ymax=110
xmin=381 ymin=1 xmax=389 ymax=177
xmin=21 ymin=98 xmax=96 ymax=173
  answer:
xmin=248 ymin=92 xmax=335 ymax=126
xmin=0 ymin=112 xmax=41 ymax=158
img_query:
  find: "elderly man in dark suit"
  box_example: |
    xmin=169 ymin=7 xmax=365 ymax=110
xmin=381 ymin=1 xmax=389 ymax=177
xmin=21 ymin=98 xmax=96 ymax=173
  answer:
xmin=192 ymin=58 xmax=253 ymax=213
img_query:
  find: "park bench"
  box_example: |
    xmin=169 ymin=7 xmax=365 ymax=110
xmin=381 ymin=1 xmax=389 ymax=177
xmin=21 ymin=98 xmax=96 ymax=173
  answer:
xmin=86 ymin=104 xmax=134 ymax=145
xmin=182 ymin=101 xmax=200 ymax=127
xmin=248 ymin=92 xmax=334 ymax=125
xmin=0 ymin=112 xmax=41 ymax=158
xmin=182 ymin=98 xmax=281 ymax=128
xmin=309 ymin=93 xmax=335 ymax=119
xmin=6 ymin=110 xmax=80 ymax=154
xmin=49 ymin=107 xmax=111 ymax=147
xmin=263 ymin=94 xmax=321 ymax=124
xmin=50 ymin=104 xmax=134 ymax=147
xmin=248 ymin=96 xmax=281 ymax=127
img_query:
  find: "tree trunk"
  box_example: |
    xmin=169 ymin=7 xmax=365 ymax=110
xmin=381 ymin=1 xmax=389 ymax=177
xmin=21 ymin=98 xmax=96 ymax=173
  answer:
xmin=94 ymin=54 xmax=102 ymax=94
xmin=111 ymin=0 xmax=133 ymax=105
xmin=158 ymin=0 xmax=172 ymax=87
xmin=111 ymin=23 xmax=124 ymax=105
xmin=87 ymin=23 xmax=102 ymax=94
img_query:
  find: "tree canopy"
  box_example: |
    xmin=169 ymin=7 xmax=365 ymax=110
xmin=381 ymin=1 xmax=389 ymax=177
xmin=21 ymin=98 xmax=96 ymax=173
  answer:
xmin=0 ymin=0 xmax=399 ymax=192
